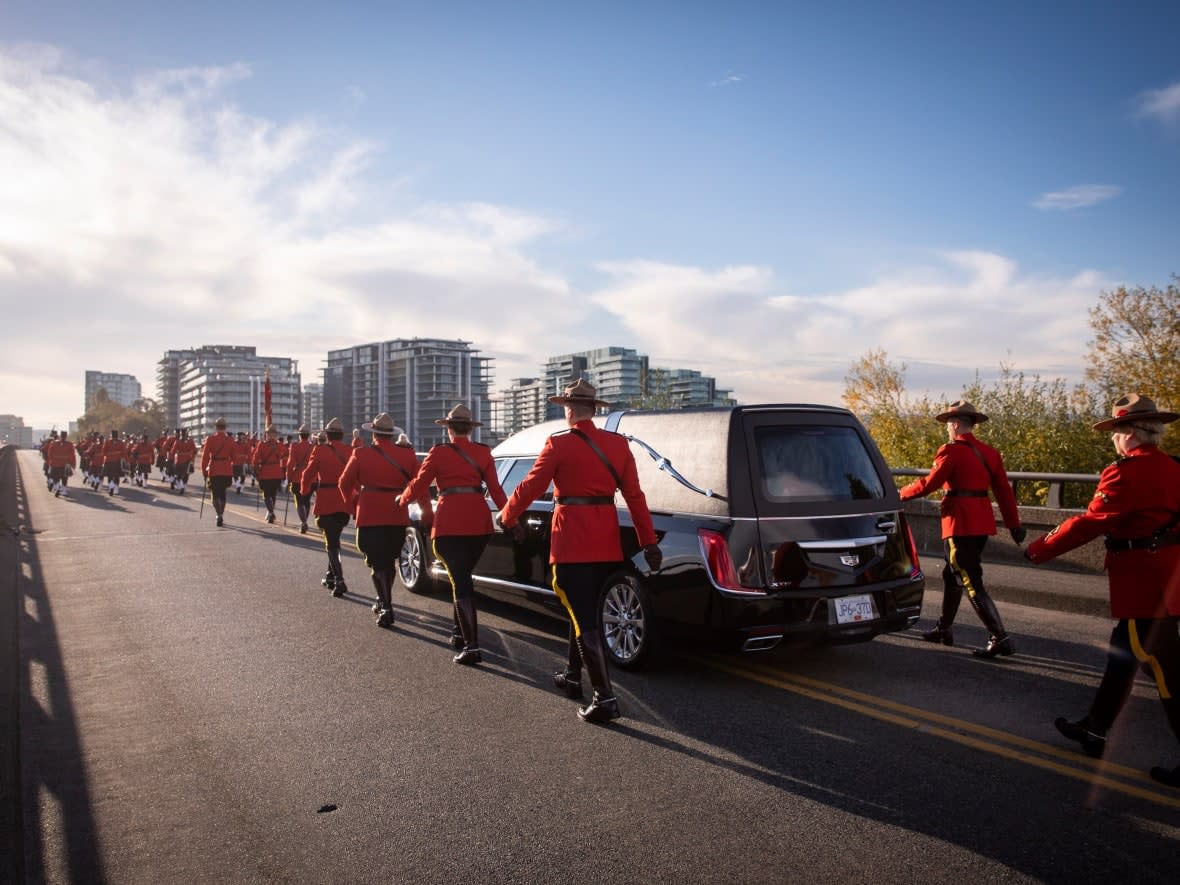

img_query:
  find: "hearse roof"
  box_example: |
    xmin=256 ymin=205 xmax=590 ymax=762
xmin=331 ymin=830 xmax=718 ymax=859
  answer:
xmin=491 ymin=404 xmax=858 ymax=517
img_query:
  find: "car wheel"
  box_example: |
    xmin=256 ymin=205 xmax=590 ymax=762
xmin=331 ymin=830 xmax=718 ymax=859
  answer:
xmin=600 ymin=572 xmax=654 ymax=670
xmin=397 ymin=525 xmax=434 ymax=594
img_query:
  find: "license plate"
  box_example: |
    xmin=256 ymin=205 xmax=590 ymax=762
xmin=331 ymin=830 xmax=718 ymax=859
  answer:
xmin=834 ymin=594 xmax=876 ymax=624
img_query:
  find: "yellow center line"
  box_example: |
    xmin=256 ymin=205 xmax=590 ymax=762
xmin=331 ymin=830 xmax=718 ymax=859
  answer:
xmin=696 ymin=655 xmax=1180 ymax=811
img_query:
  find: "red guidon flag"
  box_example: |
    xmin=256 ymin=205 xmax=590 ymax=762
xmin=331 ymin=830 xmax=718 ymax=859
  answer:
xmin=263 ymin=370 xmax=273 ymax=428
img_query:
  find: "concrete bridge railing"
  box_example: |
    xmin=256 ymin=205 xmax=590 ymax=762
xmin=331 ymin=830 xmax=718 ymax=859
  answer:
xmin=893 ymin=468 xmax=1104 ymax=575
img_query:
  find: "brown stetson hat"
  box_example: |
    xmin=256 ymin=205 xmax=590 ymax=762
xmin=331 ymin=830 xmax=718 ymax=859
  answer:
xmin=322 ymin=417 xmax=345 ymax=433
xmin=265 ymin=424 xmax=279 ymax=435
xmin=1092 ymin=393 xmax=1180 ymax=431
xmin=548 ymin=378 xmax=610 ymax=408
xmin=362 ymin=413 xmax=397 ymax=435
xmin=934 ymin=400 xmax=989 ymax=424
xmin=435 ymin=403 xmax=483 ymax=427
xmin=214 ymin=416 xmax=227 ymax=428
xmin=297 ymin=424 xmax=309 ymax=434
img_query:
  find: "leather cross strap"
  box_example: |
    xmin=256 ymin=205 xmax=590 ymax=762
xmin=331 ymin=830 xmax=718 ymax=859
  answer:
xmin=373 ymin=445 xmax=414 ymax=483
xmin=957 ymin=440 xmax=996 ymax=489
xmin=447 ymin=443 xmax=485 ymax=487
xmin=570 ymin=429 xmax=623 ymax=488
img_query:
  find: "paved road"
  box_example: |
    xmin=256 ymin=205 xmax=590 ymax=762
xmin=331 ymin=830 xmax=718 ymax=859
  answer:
xmin=3 ymin=448 xmax=1177 ymax=884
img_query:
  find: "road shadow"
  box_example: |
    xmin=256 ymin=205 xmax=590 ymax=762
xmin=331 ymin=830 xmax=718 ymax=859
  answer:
xmin=388 ymin=580 xmax=1180 ymax=884
xmin=1 ymin=449 xmax=107 ymax=884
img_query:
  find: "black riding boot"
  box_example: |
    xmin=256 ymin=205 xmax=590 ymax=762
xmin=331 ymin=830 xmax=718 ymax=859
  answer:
xmin=449 ymin=605 xmax=465 ymax=650
xmin=553 ymin=622 xmax=585 ymax=699
xmin=576 ymin=629 xmax=620 ymax=723
xmin=372 ymin=571 xmax=394 ymax=628
xmin=453 ymin=597 xmax=482 ymax=665
xmin=922 ymin=571 xmax=962 ymax=644
xmin=969 ymin=591 xmax=1014 ymax=658
xmin=327 ymin=548 xmax=346 ymax=596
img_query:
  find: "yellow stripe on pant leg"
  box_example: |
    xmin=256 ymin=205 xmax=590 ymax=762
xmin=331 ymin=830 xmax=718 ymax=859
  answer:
xmin=551 ymin=572 xmax=581 ymax=637
xmin=947 ymin=538 xmax=978 ymax=600
xmin=1129 ymin=620 xmax=1172 ymax=700
xmin=432 ymin=538 xmax=459 ymax=606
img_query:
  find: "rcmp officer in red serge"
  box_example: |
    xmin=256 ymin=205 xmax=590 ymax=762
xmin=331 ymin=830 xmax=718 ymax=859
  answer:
xmin=340 ymin=413 xmax=432 ymax=628
xmin=201 ymin=417 xmax=236 ymax=527
xmin=252 ymin=424 xmax=286 ymax=524
xmin=900 ymin=400 xmax=1026 ymax=658
xmin=497 ymin=379 xmax=661 ymax=723
xmin=1026 ymin=394 xmax=1180 ymax=787
xmin=171 ymin=429 xmax=197 ymax=493
xmin=286 ymin=425 xmax=315 ymax=533
xmin=400 ymin=403 xmax=508 ymax=664
xmin=301 ymin=418 xmax=357 ymax=596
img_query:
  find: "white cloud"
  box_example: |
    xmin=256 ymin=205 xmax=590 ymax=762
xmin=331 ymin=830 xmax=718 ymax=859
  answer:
xmin=1032 ymin=184 xmax=1122 ymax=210
xmin=587 ymin=252 xmax=1106 ymax=407
xmin=0 ymin=46 xmax=1109 ymax=430
xmin=0 ymin=47 xmax=582 ymax=427
xmin=710 ymin=72 xmax=744 ymax=87
xmin=1136 ymin=80 xmax=1180 ymax=125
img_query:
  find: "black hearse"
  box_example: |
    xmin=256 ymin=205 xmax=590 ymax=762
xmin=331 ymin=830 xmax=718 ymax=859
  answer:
xmin=397 ymin=404 xmax=925 ymax=669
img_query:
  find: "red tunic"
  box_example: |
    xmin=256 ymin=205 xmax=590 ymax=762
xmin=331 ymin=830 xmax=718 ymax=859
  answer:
xmin=499 ymin=419 xmax=657 ymax=563
xmin=251 ymin=439 xmax=286 ymax=481
xmin=339 ymin=440 xmax=431 ymax=528
xmin=899 ymin=433 xmax=1021 ymax=538
xmin=200 ymin=432 xmax=236 ymax=478
xmin=47 ymin=438 xmax=77 ymax=469
xmin=285 ymin=439 xmax=314 ymax=485
xmin=1026 ymin=445 xmax=1180 ymax=618
xmin=100 ymin=437 xmax=128 ymax=467
xmin=300 ymin=440 xmax=356 ymax=516
xmin=132 ymin=441 xmax=154 ymax=466
xmin=401 ymin=439 xmax=506 ymax=537
xmin=172 ymin=438 xmax=196 ymax=467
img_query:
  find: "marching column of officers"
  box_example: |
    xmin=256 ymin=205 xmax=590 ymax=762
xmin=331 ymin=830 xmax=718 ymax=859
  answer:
xmin=31 ymin=387 xmax=1180 ymax=771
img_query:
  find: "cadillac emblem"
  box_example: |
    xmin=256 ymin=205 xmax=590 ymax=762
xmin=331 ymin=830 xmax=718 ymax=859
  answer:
xmin=840 ymin=554 xmax=860 ymax=567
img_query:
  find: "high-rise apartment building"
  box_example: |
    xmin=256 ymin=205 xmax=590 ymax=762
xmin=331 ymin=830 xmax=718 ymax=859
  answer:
xmin=84 ymin=371 xmax=142 ymax=411
xmin=158 ymin=346 xmax=301 ymax=439
xmin=498 ymin=347 xmax=735 ymax=437
xmin=0 ymin=415 xmax=33 ymax=448
xmin=496 ymin=377 xmax=548 ymax=440
xmin=322 ymin=338 xmax=494 ymax=448
xmin=302 ymin=383 xmax=324 ymax=433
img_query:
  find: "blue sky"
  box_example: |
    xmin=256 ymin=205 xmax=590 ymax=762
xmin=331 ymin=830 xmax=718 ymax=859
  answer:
xmin=2 ymin=1 xmax=1178 ymax=429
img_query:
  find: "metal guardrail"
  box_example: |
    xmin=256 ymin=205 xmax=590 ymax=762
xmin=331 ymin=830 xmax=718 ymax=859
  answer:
xmin=890 ymin=468 xmax=1100 ymax=508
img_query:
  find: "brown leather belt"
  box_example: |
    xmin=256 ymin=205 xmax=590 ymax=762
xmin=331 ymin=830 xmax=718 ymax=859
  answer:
xmin=556 ymin=495 xmax=614 ymax=505
xmin=945 ymin=490 xmax=989 ymax=498
xmin=361 ymin=486 xmax=404 ymax=494
xmin=439 ymin=486 xmax=484 ymax=496
xmin=1105 ymin=533 xmax=1180 ymax=552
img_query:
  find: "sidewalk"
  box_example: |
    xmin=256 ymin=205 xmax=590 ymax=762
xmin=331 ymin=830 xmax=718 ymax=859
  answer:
xmin=941 ymin=559 xmax=1109 ymax=617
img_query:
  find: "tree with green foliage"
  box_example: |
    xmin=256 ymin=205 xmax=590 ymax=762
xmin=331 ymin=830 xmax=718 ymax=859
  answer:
xmin=77 ymin=390 xmax=165 ymax=440
xmin=844 ymin=352 xmax=1113 ymax=506
xmin=625 ymin=367 xmax=677 ymax=410
xmin=842 ymin=349 xmax=942 ymax=470
xmin=1085 ymin=274 xmax=1180 ymax=450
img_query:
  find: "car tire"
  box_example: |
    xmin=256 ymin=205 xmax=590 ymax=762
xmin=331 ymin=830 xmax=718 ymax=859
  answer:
xmin=600 ymin=572 xmax=654 ymax=670
xmin=397 ymin=525 xmax=435 ymax=594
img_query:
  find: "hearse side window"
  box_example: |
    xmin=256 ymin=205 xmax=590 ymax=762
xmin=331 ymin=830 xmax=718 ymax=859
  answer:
xmin=497 ymin=458 xmax=554 ymax=502
xmin=755 ymin=425 xmax=885 ymax=502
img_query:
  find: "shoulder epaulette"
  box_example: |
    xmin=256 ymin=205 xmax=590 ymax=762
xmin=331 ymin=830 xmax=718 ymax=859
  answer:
xmin=551 ymin=429 xmax=574 ymax=438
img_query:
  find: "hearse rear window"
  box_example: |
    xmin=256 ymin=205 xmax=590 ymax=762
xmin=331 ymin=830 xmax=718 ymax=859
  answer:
xmin=497 ymin=458 xmax=554 ymax=502
xmin=755 ymin=425 xmax=885 ymax=502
